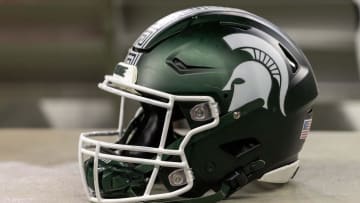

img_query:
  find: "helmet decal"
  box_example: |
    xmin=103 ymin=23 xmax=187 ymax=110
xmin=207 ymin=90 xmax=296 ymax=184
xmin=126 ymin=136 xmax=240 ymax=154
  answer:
xmin=222 ymin=33 xmax=289 ymax=116
xmin=125 ymin=48 xmax=143 ymax=65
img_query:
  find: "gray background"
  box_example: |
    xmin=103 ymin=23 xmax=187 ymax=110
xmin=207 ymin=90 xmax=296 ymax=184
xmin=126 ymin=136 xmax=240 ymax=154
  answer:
xmin=1 ymin=0 xmax=359 ymax=130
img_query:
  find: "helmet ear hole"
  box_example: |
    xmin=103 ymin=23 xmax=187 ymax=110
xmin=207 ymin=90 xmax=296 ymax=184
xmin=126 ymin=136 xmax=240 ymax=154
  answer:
xmin=220 ymin=138 xmax=260 ymax=158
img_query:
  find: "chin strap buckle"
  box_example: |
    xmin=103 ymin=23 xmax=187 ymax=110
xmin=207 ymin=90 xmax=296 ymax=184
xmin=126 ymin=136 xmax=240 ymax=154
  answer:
xmin=224 ymin=159 xmax=266 ymax=197
xmin=243 ymin=159 xmax=266 ymax=178
xmin=153 ymin=160 xmax=266 ymax=203
xmin=224 ymin=170 xmax=248 ymax=196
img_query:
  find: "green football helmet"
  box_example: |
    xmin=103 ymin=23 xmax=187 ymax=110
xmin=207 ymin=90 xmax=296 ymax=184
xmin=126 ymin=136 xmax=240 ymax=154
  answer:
xmin=79 ymin=6 xmax=318 ymax=203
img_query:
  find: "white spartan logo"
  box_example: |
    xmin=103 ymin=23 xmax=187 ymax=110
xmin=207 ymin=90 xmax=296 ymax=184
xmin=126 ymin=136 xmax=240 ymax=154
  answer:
xmin=222 ymin=33 xmax=289 ymax=116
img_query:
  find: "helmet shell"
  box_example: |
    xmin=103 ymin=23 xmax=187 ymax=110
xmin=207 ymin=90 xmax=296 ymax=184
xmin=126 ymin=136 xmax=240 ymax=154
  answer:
xmin=122 ymin=6 xmax=318 ymax=197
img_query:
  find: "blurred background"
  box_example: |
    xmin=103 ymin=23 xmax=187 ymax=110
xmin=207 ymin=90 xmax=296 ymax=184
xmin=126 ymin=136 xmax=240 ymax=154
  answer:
xmin=0 ymin=0 xmax=359 ymax=130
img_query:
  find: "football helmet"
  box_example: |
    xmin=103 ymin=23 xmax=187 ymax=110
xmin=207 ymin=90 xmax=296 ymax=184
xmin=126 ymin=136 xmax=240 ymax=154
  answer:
xmin=79 ymin=6 xmax=318 ymax=203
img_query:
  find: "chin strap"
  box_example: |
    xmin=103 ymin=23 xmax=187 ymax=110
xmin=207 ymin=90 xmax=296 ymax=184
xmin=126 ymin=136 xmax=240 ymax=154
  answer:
xmin=151 ymin=169 xmax=246 ymax=203
xmin=151 ymin=159 xmax=266 ymax=203
xmin=152 ymin=183 xmax=231 ymax=203
xmin=153 ymin=171 xmax=246 ymax=203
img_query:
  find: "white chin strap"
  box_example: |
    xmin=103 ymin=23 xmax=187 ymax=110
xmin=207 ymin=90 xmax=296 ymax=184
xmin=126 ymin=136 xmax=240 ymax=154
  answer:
xmin=258 ymin=160 xmax=300 ymax=184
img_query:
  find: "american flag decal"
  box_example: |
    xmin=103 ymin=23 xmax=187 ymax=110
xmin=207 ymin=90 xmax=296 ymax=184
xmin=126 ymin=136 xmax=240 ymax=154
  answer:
xmin=300 ymin=118 xmax=312 ymax=140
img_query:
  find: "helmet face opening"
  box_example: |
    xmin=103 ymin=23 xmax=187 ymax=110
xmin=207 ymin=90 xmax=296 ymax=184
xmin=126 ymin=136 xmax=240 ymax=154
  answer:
xmin=78 ymin=69 xmax=220 ymax=202
xmin=118 ymin=103 xmax=170 ymax=159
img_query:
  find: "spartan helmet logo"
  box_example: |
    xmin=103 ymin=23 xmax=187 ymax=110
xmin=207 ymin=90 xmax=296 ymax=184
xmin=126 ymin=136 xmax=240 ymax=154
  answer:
xmin=222 ymin=33 xmax=289 ymax=116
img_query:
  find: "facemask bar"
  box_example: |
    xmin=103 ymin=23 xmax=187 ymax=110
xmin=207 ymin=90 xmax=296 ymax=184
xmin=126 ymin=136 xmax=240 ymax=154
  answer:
xmin=78 ymin=74 xmax=219 ymax=203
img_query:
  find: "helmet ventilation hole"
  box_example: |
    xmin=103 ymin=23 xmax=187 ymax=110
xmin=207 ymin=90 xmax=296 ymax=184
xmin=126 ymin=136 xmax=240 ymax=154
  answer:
xmin=279 ymin=43 xmax=298 ymax=73
xmin=166 ymin=58 xmax=214 ymax=74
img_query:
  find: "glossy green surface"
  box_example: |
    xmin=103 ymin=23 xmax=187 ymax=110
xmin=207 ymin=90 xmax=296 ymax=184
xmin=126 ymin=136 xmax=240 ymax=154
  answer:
xmin=136 ymin=21 xmax=252 ymax=113
xmin=108 ymin=8 xmax=318 ymax=201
